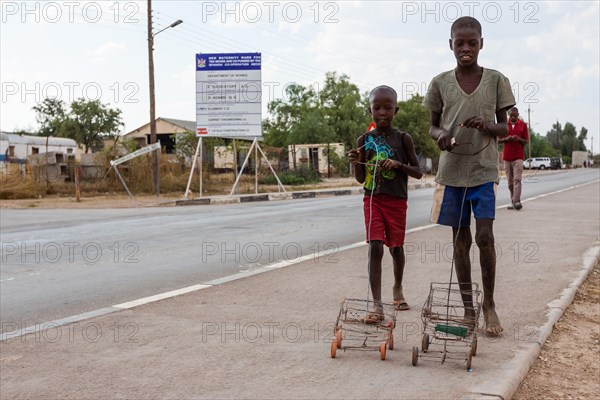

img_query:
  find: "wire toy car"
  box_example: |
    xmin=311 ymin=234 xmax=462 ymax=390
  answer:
xmin=330 ymin=298 xmax=397 ymax=360
xmin=412 ymin=282 xmax=482 ymax=370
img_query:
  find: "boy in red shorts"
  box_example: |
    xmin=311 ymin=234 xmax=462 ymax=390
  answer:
xmin=348 ymin=85 xmax=422 ymax=322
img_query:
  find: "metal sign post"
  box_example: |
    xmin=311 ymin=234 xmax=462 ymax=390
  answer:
xmin=184 ymin=138 xmax=201 ymax=198
xmin=199 ymin=137 xmax=203 ymax=197
xmin=230 ymin=138 xmax=285 ymax=195
xmin=109 ymin=141 xmax=161 ymax=198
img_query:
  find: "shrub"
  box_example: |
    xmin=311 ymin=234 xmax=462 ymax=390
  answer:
xmin=261 ymin=165 xmax=322 ymax=185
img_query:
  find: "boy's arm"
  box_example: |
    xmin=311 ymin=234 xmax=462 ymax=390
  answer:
xmin=515 ymin=123 xmax=529 ymax=145
xmin=499 ymin=123 xmax=528 ymax=145
xmin=462 ymin=109 xmax=510 ymax=137
xmin=400 ymin=133 xmax=423 ymax=179
xmin=514 ymin=136 xmax=528 ymax=145
xmin=379 ymin=134 xmax=422 ymax=179
xmin=498 ymin=129 xmax=509 ymax=143
xmin=428 ymin=110 xmax=453 ymax=151
xmin=348 ymin=136 xmax=366 ymax=184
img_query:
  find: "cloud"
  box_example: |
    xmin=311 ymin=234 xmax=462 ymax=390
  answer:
xmin=86 ymin=42 xmax=127 ymax=64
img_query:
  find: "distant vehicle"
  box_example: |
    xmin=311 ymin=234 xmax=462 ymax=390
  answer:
xmin=550 ymin=157 xmax=564 ymax=170
xmin=524 ymin=157 xmax=552 ymax=169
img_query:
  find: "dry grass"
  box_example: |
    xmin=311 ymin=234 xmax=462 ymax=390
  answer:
xmin=0 ymin=158 xmax=348 ymax=199
xmin=0 ymin=172 xmax=39 ymax=199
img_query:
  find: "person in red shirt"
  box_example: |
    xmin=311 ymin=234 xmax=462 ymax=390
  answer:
xmin=499 ymin=107 xmax=529 ymax=210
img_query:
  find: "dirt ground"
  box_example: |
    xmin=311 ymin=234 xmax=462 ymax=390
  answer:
xmin=513 ymin=263 xmax=600 ymax=400
xmin=0 ymin=193 xmax=180 ymax=209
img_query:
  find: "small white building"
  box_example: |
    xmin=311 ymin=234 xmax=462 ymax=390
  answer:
xmin=572 ymin=151 xmax=591 ymax=167
xmin=0 ymin=132 xmax=78 ymax=164
xmin=288 ymin=143 xmax=345 ymax=174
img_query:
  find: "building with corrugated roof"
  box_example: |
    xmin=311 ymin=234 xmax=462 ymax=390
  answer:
xmin=122 ymin=117 xmax=195 ymax=154
xmin=0 ymin=132 xmax=78 ymax=163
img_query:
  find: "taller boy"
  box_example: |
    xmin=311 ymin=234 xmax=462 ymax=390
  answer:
xmin=424 ymin=17 xmax=515 ymax=335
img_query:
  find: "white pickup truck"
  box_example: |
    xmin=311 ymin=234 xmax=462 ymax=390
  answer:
xmin=523 ymin=157 xmax=552 ymax=169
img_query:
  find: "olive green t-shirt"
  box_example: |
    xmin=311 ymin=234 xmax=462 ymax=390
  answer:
xmin=423 ymin=68 xmax=515 ymax=187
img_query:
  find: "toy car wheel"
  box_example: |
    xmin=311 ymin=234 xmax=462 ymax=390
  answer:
xmin=336 ymin=330 xmax=343 ymax=349
xmin=331 ymin=340 xmax=337 ymax=358
xmin=379 ymin=342 xmax=387 ymax=360
xmin=412 ymin=346 xmax=419 ymax=366
xmin=421 ymin=333 xmax=429 ymax=353
xmin=388 ymin=332 xmax=394 ymax=350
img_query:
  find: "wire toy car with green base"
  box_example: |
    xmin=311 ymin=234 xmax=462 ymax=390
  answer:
xmin=412 ymin=282 xmax=482 ymax=370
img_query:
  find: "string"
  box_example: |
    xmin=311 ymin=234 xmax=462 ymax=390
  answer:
xmin=442 ymin=124 xmax=476 ymax=360
xmin=448 ymin=124 xmax=492 ymax=156
xmin=355 ymin=132 xmax=380 ymax=325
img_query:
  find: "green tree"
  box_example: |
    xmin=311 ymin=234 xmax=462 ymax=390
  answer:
xmin=577 ymin=127 xmax=588 ymax=151
xmin=61 ymin=99 xmax=123 ymax=153
xmin=263 ymin=83 xmax=317 ymax=148
xmin=32 ymin=98 xmax=67 ymax=137
xmin=546 ymin=121 xmax=561 ymax=150
xmin=290 ymin=107 xmax=335 ymax=144
xmin=318 ymin=71 xmax=370 ymax=149
xmin=263 ymin=73 xmax=371 ymax=150
xmin=545 ymin=121 xmax=587 ymax=158
xmin=33 ymin=98 xmax=124 ymax=153
xmin=173 ymin=130 xmax=198 ymax=161
xmin=529 ymin=126 xmax=559 ymax=157
xmin=264 ymin=73 xmax=440 ymax=163
xmin=394 ymin=94 xmax=439 ymax=159
xmin=560 ymin=122 xmax=578 ymax=156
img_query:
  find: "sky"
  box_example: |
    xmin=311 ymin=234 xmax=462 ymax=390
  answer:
xmin=1 ymin=0 xmax=599 ymax=154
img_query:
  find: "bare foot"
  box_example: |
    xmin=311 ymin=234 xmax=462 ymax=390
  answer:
xmin=484 ymin=308 xmax=503 ymax=336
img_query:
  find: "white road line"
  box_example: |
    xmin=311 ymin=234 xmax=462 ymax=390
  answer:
xmin=3 ymin=179 xmax=597 ymax=341
xmin=112 ymin=284 xmax=213 ymax=309
xmin=496 ymin=179 xmax=599 ymax=210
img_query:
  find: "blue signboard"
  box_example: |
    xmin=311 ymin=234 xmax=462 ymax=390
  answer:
xmin=196 ymin=53 xmax=261 ymax=71
xmin=196 ymin=52 xmax=262 ymax=137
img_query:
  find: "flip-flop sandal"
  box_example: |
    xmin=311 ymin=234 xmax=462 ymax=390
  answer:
xmin=394 ymin=300 xmax=410 ymax=311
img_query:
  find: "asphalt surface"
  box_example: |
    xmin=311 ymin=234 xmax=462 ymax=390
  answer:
xmin=0 ymin=169 xmax=597 ymax=329
xmin=0 ymin=171 xmax=598 ymax=399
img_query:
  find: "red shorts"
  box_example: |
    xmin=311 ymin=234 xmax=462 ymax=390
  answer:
xmin=363 ymin=194 xmax=408 ymax=248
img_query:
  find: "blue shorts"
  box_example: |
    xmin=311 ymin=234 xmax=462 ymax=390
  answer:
xmin=430 ymin=182 xmax=496 ymax=227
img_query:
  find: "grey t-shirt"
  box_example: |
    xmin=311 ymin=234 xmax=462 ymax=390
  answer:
xmin=423 ymin=68 xmax=515 ymax=187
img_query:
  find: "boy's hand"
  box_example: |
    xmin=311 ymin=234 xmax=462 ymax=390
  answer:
xmin=462 ymin=116 xmax=489 ymax=132
xmin=347 ymin=149 xmax=361 ymax=164
xmin=380 ymin=159 xmax=400 ymax=171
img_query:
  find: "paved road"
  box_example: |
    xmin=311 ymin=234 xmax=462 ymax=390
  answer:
xmin=1 ymin=169 xmax=598 ymax=330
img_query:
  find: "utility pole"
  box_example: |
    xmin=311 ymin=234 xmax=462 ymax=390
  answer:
xmin=147 ymin=0 xmax=159 ymax=195
xmin=527 ymin=105 xmax=531 ymax=159
xmin=147 ymin=1 xmax=182 ymax=196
